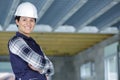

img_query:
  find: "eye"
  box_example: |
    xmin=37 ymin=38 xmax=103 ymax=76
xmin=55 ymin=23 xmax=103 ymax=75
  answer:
xmin=23 ymin=19 xmax=26 ymax=21
xmin=21 ymin=18 xmax=27 ymax=21
xmin=30 ymin=19 xmax=35 ymax=22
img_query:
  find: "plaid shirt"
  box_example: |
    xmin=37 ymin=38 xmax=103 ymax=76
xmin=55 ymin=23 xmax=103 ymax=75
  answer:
xmin=8 ymin=34 xmax=54 ymax=76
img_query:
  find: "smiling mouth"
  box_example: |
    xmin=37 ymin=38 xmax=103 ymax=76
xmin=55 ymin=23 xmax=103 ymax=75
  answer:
xmin=25 ymin=26 xmax=31 ymax=30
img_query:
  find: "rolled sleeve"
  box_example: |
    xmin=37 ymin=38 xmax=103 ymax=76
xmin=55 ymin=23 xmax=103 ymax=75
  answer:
xmin=8 ymin=37 xmax=45 ymax=70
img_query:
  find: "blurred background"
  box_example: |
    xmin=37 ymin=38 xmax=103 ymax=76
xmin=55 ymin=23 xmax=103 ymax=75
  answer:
xmin=0 ymin=0 xmax=120 ymax=80
xmin=0 ymin=62 xmax=14 ymax=80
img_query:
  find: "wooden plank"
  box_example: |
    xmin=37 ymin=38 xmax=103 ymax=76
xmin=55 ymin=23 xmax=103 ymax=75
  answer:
xmin=0 ymin=32 xmax=114 ymax=56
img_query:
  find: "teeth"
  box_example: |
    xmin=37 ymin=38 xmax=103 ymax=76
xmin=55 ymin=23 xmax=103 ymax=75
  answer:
xmin=25 ymin=26 xmax=31 ymax=30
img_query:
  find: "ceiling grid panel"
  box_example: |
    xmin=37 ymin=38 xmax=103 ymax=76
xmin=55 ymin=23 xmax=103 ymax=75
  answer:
xmin=89 ymin=2 xmax=120 ymax=30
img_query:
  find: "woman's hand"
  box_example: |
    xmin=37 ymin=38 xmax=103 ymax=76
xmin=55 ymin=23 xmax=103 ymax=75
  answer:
xmin=28 ymin=64 xmax=43 ymax=73
xmin=46 ymin=75 xmax=49 ymax=80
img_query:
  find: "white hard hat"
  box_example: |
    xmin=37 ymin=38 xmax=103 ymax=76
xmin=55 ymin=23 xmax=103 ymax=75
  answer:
xmin=15 ymin=2 xmax=38 ymax=18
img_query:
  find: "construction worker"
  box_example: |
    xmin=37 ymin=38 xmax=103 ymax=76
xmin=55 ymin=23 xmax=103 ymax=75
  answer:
xmin=8 ymin=2 xmax=54 ymax=80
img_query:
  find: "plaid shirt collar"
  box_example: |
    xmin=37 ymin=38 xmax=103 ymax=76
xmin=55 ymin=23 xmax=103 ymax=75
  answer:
xmin=16 ymin=32 xmax=33 ymax=40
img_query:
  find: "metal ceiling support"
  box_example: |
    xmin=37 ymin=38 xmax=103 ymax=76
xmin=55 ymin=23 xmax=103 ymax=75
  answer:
xmin=98 ymin=0 xmax=120 ymax=31
xmin=3 ymin=0 xmax=20 ymax=31
xmin=99 ymin=16 xmax=120 ymax=31
xmin=37 ymin=0 xmax=54 ymax=23
xmin=52 ymin=0 xmax=88 ymax=31
xmin=117 ymin=26 xmax=120 ymax=80
xmin=77 ymin=1 xmax=118 ymax=31
xmin=114 ymin=0 xmax=120 ymax=1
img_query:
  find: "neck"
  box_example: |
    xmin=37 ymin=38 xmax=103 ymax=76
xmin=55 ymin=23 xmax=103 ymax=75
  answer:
xmin=18 ymin=31 xmax=30 ymax=37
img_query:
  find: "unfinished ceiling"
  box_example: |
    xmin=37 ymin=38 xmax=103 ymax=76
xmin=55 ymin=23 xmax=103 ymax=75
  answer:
xmin=0 ymin=0 xmax=119 ymax=56
xmin=0 ymin=0 xmax=119 ymax=32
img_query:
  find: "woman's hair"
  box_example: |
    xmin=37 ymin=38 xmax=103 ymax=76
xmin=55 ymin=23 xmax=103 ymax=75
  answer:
xmin=15 ymin=16 xmax=36 ymax=22
xmin=15 ymin=16 xmax=36 ymax=27
xmin=15 ymin=16 xmax=20 ymax=21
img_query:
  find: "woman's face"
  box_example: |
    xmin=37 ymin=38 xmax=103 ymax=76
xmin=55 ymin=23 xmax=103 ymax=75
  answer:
xmin=16 ymin=16 xmax=36 ymax=37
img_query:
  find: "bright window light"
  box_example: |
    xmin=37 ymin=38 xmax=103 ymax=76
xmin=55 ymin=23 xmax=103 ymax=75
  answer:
xmin=78 ymin=26 xmax=98 ymax=33
xmin=33 ymin=24 xmax=52 ymax=32
xmin=54 ymin=25 xmax=75 ymax=32
xmin=6 ymin=24 xmax=18 ymax=31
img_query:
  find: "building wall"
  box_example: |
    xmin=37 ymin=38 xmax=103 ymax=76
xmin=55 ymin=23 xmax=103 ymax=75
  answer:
xmin=51 ymin=34 xmax=119 ymax=80
xmin=74 ymin=45 xmax=105 ymax=80
xmin=51 ymin=48 xmax=104 ymax=80
xmin=51 ymin=46 xmax=105 ymax=80
xmin=50 ymin=56 xmax=76 ymax=80
xmin=74 ymin=34 xmax=118 ymax=80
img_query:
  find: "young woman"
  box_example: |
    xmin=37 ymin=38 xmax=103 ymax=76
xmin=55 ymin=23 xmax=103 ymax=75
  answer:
xmin=8 ymin=2 xmax=54 ymax=80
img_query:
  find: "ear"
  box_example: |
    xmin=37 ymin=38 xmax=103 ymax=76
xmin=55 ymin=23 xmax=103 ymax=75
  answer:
xmin=15 ymin=19 xmax=19 ymax=26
